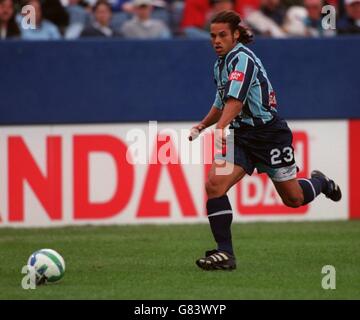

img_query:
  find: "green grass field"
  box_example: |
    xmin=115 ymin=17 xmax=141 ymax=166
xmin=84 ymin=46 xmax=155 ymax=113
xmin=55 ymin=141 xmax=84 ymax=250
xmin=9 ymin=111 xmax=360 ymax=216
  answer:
xmin=1 ymin=221 xmax=359 ymax=300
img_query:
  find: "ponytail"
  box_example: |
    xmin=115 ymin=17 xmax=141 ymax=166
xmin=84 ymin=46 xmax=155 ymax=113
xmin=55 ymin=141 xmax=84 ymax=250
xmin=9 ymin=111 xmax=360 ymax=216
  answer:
xmin=237 ymin=24 xmax=253 ymax=44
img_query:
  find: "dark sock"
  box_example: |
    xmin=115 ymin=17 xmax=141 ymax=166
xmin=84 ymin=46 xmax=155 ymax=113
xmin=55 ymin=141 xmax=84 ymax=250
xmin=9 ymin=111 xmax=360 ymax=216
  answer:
xmin=298 ymin=177 xmax=328 ymax=205
xmin=206 ymin=195 xmax=234 ymax=255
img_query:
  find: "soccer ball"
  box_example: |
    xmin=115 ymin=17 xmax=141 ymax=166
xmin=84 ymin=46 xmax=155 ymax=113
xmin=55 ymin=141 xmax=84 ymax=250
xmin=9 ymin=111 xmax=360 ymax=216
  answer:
xmin=27 ymin=249 xmax=65 ymax=285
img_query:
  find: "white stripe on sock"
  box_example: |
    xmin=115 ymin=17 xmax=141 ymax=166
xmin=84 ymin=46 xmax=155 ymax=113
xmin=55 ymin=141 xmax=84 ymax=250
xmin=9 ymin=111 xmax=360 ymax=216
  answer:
xmin=207 ymin=210 xmax=233 ymax=218
xmin=299 ymin=178 xmax=316 ymax=199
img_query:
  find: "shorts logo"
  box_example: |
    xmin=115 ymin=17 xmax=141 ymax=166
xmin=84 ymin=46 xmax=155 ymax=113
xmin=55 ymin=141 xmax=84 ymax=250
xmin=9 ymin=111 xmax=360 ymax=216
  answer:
xmin=229 ymin=71 xmax=245 ymax=82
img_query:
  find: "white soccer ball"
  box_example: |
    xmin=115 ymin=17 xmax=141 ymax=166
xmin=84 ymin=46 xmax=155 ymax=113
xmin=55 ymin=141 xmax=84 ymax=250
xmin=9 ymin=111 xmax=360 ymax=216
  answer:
xmin=27 ymin=249 xmax=66 ymax=285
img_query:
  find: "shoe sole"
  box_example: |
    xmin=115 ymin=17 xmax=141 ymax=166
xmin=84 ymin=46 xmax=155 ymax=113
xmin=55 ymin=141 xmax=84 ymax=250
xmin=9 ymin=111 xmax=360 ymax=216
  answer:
xmin=195 ymin=260 xmax=236 ymax=271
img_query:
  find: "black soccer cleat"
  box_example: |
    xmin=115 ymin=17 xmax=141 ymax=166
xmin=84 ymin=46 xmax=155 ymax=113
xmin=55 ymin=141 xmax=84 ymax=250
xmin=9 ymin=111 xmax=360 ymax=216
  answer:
xmin=196 ymin=249 xmax=236 ymax=271
xmin=311 ymin=170 xmax=342 ymax=202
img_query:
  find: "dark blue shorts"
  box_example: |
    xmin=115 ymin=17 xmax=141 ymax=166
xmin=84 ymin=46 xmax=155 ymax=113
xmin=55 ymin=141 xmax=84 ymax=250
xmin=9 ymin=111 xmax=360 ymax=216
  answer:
xmin=215 ymin=116 xmax=297 ymax=181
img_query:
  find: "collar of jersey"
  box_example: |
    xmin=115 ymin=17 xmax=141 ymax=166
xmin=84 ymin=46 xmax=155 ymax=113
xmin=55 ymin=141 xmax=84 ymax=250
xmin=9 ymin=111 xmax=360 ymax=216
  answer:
xmin=226 ymin=43 xmax=243 ymax=59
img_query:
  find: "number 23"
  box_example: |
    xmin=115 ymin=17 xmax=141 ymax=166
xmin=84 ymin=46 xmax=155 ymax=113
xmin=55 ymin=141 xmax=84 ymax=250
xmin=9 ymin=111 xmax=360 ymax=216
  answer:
xmin=270 ymin=147 xmax=294 ymax=165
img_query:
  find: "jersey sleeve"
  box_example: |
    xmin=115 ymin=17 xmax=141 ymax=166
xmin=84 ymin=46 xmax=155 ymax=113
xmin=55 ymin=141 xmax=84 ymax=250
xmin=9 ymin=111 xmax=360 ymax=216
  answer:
xmin=213 ymin=64 xmax=224 ymax=110
xmin=213 ymin=90 xmax=223 ymax=110
xmin=224 ymin=53 xmax=256 ymax=103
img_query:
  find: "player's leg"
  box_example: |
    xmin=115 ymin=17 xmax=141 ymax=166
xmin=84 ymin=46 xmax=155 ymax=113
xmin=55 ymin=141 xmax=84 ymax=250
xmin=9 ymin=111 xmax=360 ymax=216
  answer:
xmin=205 ymin=160 xmax=246 ymax=251
xmin=196 ymin=128 xmax=255 ymax=270
xmin=254 ymin=117 xmax=341 ymax=208
xmin=272 ymin=178 xmax=304 ymax=208
xmin=273 ymin=169 xmax=342 ymax=208
xmin=206 ymin=160 xmax=247 ymax=198
xmin=196 ymin=160 xmax=246 ymax=270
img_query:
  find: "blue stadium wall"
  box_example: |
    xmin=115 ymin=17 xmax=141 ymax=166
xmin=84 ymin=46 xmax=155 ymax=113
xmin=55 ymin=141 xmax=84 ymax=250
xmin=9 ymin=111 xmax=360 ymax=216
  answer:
xmin=0 ymin=37 xmax=359 ymax=124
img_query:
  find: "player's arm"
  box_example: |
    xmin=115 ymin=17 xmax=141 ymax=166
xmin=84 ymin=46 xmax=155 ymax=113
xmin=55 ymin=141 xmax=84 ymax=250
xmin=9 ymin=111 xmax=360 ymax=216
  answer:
xmin=215 ymin=98 xmax=243 ymax=130
xmin=189 ymin=106 xmax=222 ymax=141
xmin=214 ymin=98 xmax=243 ymax=151
xmin=199 ymin=106 xmax=223 ymax=128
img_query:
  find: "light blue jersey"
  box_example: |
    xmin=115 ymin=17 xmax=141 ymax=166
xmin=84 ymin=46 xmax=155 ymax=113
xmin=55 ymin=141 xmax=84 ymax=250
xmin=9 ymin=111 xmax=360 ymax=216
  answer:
xmin=213 ymin=42 xmax=278 ymax=127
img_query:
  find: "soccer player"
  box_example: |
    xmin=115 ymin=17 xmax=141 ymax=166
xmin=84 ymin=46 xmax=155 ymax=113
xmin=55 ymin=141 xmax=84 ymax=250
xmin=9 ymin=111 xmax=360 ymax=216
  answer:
xmin=189 ymin=10 xmax=342 ymax=271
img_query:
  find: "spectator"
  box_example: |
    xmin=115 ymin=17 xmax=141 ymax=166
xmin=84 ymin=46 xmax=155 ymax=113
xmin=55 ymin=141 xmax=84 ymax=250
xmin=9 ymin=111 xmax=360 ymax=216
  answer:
xmin=0 ymin=0 xmax=20 ymax=39
xmin=204 ymin=0 xmax=235 ymax=30
xmin=85 ymin=0 xmax=133 ymax=12
xmin=120 ymin=0 xmax=171 ymax=38
xmin=149 ymin=0 xmax=171 ymax=27
xmin=64 ymin=0 xmax=91 ymax=39
xmin=181 ymin=0 xmax=210 ymax=36
xmin=245 ymin=0 xmax=287 ymax=37
xmin=41 ymin=0 xmax=69 ymax=35
xmin=81 ymin=0 xmax=121 ymax=37
xmin=170 ymin=0 xmax=185 ymax=35
xmin=20 ymin=0 xmax=62 ymax=40
xmin=283 ymin=6 xmax=308 ymax=36
xmin=284 ymin=0 xmax=336 ymax=37
xmin=119 ymin=0 xmax=172 ymax=35
xmin=182 ymin=0 xmax=234 ymax=38
xmin=109 ymin=0 xmax=132 ymax=12
xmin=304 ymin=0 xmax=336 ymax=36
xmin=180 ymin=0 xmax=260 ymax=37
xmin=338 ymin=0 xmax=360 ymax=34
xmin=236 ymin=0 xmax=261 ymax=18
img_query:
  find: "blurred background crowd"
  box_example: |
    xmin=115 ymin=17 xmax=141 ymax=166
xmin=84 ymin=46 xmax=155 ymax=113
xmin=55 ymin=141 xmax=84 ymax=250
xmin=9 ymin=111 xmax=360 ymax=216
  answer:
xmin=0 ymin=0 xmax=359 ymax=40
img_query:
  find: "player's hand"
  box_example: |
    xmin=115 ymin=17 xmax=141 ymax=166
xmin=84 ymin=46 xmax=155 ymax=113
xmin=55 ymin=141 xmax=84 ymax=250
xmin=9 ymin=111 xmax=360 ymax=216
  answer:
xmin=215 ymin=127 xmax=227 ymax=156
xmin=188 ymin=123 xmax=206 ymax=141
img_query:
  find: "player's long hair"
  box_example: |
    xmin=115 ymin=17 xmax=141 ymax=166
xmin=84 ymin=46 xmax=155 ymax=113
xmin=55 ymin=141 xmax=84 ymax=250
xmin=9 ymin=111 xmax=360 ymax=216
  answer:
xmin=211 ymin=10 xmax=253 ymax=45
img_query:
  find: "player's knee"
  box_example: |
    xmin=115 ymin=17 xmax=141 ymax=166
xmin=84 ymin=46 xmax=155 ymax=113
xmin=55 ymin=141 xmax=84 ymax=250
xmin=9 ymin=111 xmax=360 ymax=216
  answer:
xmin=282 ymin=194 xmax=304 ymax=208
xmin=205 ymin=179 xmax=226 ymax=198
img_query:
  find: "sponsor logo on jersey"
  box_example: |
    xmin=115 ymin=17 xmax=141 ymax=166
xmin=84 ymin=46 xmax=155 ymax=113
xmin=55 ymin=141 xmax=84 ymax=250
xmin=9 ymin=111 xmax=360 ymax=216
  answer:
xmin=229 ymin=71 xmax=245 ymax=82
